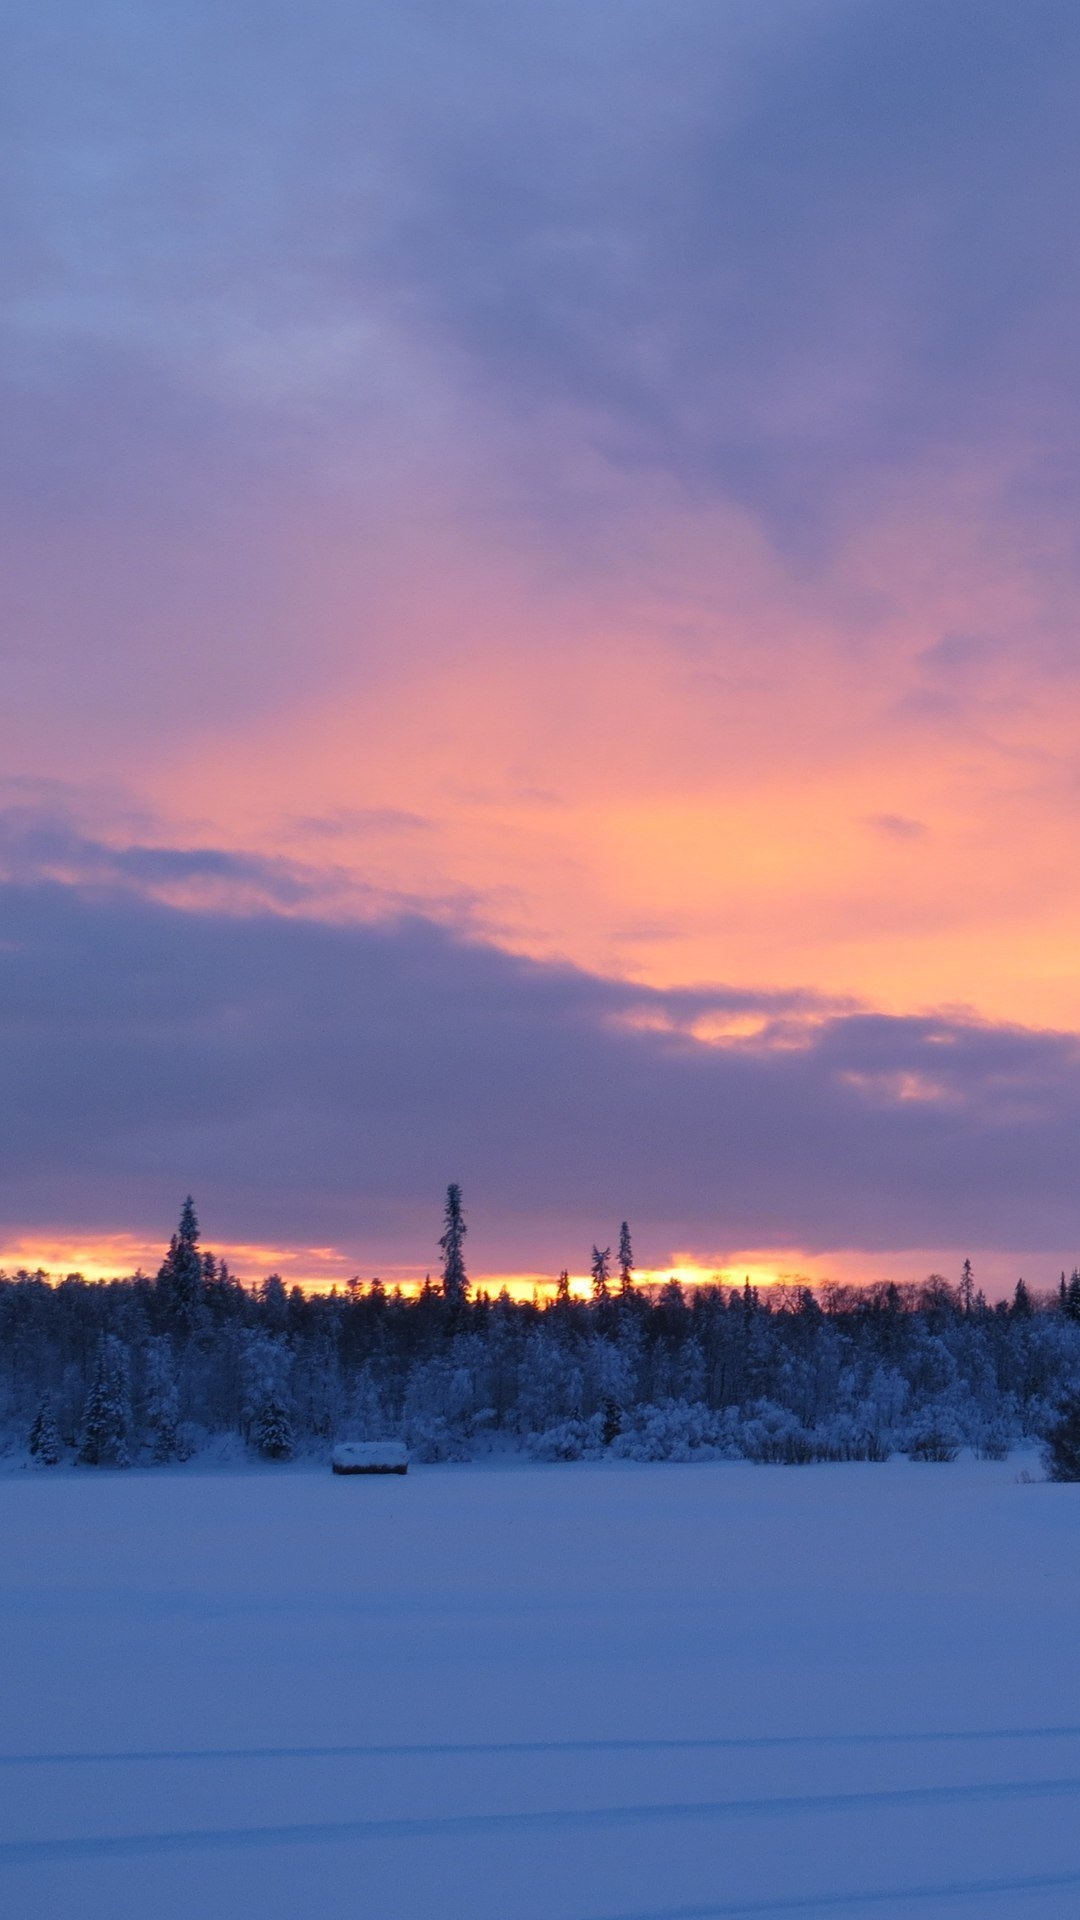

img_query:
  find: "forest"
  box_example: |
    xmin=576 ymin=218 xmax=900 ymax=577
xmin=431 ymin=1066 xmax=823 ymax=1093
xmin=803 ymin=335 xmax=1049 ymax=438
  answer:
xmin=4 ymin=1192 xmax=1080 ymax=1472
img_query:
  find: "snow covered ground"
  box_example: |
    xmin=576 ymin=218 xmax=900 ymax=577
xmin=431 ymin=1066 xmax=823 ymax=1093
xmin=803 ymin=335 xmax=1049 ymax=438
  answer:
xmin=2 ymin=1456 xmax=1079 ymax=1919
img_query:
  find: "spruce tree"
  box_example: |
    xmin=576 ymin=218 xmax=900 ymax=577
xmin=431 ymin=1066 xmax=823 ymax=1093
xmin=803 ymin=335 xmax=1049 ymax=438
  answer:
xmin=79 ymin=1336 xmax=132 ymax=1466
xmin=156 ymin=1196 xmax=205 ymax=1333
xmin=590 ymin=1245 xmax=611 ymax=1301
xmin=958 ymin=1259 xmax=975 ymax=1314
xmin=617 ymin=1222 xmax=635 ymax=1294
xmin=439 ymin=1184 xmax=469 ymax=1304
xmin=1066 ymin=1271 xmax=1080 ymax=1322
xmin=254 ymin=1396 xmax=293 ymax=1460
xmin=1011 ymin=1277 xmax=1034 ymax=1319
xmin=144 ymin=1337 xmax=182 ymax=1463
xmin=28 ymin=1395 xmax=62 ymax=1466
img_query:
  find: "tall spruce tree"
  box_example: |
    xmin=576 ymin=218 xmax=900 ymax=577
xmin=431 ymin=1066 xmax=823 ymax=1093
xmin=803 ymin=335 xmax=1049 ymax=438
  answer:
xmin=617 ymin=1222 xmax=635 ymax=1294
xmin=958 ymin=1259 xmax=975 ymax=1313
xmin=439 ymin=1184 xmax=469 ymax=1304
xmin=156 ymin=1196 xmax=205 ymax=1333
xmin=590 ymin=1245 xmax=611 ymax=1300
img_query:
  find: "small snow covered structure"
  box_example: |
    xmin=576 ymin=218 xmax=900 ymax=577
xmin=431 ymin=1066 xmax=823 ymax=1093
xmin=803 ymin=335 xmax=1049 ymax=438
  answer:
xmin=332 ymin=1441 xmax=409 ymax=1475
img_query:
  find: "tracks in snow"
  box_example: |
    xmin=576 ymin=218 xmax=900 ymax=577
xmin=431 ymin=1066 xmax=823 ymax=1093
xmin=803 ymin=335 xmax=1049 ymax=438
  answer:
xmin=3 ymin=1772 xmax=1080 ymax=1866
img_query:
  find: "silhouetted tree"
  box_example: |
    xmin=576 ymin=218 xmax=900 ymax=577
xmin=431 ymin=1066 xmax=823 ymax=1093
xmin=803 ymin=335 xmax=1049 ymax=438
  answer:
xmin=618 ymin=1221 xmax=635 ymax=1294
xmin=590 ymin=1245 xmax=611 ymax=1301
xmin=1011 ymin=1277 xmax=1034 ymax=1319
xmin=958 ymin=1259 xmax=975 ymax=1314
xmin=439 ymin=1184 xmax=468 ymax=1304
xmin=156 ymin=1196 xmax=205 ymax=1333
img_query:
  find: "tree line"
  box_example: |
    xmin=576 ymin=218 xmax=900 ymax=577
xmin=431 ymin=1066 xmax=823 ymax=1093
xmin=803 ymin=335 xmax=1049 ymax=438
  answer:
xmin=4 ymin=1189 xmax=1080 ymax=1474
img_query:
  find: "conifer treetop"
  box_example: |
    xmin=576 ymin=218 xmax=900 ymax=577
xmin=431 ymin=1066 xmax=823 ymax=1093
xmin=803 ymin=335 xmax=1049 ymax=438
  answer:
xmin=439 ymin=1183 xmax=469 ymax=1302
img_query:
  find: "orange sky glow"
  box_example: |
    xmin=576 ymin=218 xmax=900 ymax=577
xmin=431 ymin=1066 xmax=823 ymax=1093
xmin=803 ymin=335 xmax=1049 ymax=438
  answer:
xmin=122 ymin=475 xmax=1080 ymax=1033
xmin=6 ymin=7 xmax=1080 ymax=1288
xmin=0 ymin=1235 xmax=1047 ymax=1306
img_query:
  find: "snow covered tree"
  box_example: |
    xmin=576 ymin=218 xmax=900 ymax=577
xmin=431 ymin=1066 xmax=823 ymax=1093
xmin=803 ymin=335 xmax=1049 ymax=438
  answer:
xmin=516 ymin=1327 xmax=583 ymax=1433
xmin=590 ymin=1245 xmax=611 ymax=1301
xmin=254 ymin=1397 xmax=294 ymax=1460
xmin=1043 ymin=1391 xmax=1080 ymax=1481
xmin=439 ymin=1184 xmax=469 ymax=1304
xmin=5 ymin=1229 xmax=1080 ymax=1472
xmin=239 ymin=1330 xmax=293 ymax=1449
xmin=601 ymin=1398 xmax=622 ymax=1446
xmin=617 ymin=1222 xmax=635 ymax=1294
xmin=143 ymin=1336 xmax=182 ymax=1463
xmin=348 ymin=1364 xmax=389 ymax=1440
xmin=259 ymin=1273 xmax=289 ymax=1331
xmin=156 ymin=1196 xmax=205 ymax=1333
xmin=28 ymin=1395 xmax=62 ymax=1466
xmin=292 ymin=1330 xmax=343 ymax=1437
xmin=79 ymin=1336 xmax=132 ymax=1466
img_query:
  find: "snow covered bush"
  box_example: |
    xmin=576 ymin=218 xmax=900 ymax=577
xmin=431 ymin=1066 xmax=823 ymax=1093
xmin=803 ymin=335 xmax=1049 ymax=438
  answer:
xmin=809 ymin=1411 xmax=891 ymax=1462
xmin=526 ymin=1414 xmax=605 ymax=1461
xmin=976 ymin=1417 xmax=1011 ymax=1461
xmin=609 ymin=1400 xmax=732 ymax=1462
xmin=739 ymin=1400 xmax=818 ymax=1464
xmin=904 ymin=1406 xmax=963 ymax=1462
xmin=406 ymin=1416 xmax=476 ymax=1463
xmin=1042 ymin=1391 xmax=1080 ymax=1481
xmin=402 ymin=1357 xmax=489 ymax=1460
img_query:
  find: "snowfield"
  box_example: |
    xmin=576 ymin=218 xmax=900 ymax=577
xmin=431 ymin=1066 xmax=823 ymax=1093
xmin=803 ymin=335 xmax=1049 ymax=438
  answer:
xmin=2 ymin=1456 xmax=1080 ymax=1919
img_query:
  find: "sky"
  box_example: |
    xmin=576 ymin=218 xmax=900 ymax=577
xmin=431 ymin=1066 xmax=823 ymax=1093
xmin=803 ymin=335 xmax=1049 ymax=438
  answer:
xmin=5 ymin=0 xmax=1080 ymax=1294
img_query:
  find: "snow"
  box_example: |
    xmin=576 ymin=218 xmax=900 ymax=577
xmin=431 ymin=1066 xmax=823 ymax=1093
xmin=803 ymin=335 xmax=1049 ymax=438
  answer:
xmin=331 ymin=1440 xmax=409 ymax=1473
xmin=2 ymin=1456 xmax=1080 ymax=1918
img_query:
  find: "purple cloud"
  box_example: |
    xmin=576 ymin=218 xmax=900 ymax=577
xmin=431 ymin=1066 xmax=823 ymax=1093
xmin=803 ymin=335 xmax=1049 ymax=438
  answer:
xmin=2 ymin=862 xmax=1080 ymax=1271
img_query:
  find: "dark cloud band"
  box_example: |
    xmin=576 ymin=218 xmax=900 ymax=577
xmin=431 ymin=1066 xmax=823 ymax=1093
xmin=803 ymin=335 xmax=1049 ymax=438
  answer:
xmin=1 ymin=852 xmax=1078 ymax=1268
